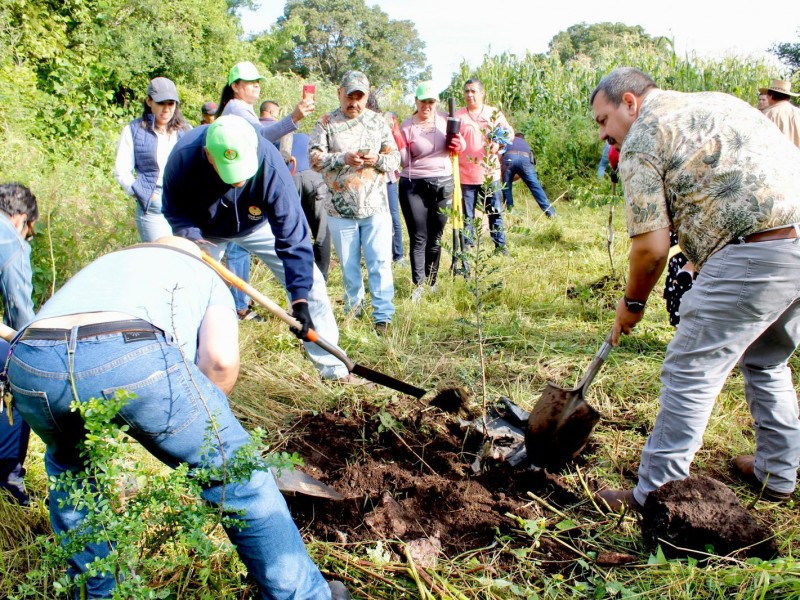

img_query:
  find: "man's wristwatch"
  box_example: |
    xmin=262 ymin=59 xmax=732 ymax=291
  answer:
xmin=623 ymin=295 xmax=647 ymax=313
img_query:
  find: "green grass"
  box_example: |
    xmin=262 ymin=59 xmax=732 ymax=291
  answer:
xmin=3 ymin=178 xmax=800 ymax=599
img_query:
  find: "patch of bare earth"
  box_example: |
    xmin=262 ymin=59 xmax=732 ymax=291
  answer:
xmin=282 ymin=406 xmax=578 ymax=556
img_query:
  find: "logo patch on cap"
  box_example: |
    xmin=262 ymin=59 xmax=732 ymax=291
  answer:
xmin=224 ymin=149 xmax=238 ymax=160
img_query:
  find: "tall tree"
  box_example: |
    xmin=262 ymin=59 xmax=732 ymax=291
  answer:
xmin=548 ymin=22 xmax=671 ymax=64
xmin=770 ymin=29 xmax=800 ymax=73
xmin=270 ymin=0 xmax=428 ymax=89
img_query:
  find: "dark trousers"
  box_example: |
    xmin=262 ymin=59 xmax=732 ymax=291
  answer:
xmin=399 ymin=176 xmax=453 ymax=286
xmin=296 ymin=170 xmax=332 ymax=282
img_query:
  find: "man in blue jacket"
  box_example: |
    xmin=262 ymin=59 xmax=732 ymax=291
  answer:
xmin=163 ymin=115 xmax=350 ymax=381
xmin=0 ymin=182 xmax=37 ymax=505
xmin=501 ymin=133 xmax=555 ymax=217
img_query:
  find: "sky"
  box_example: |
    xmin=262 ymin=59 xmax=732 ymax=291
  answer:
xmin=241 ymin=1 xmax=800 ymax=92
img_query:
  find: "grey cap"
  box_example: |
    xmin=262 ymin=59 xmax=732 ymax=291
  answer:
xmin=147 ymin=77 xmax=180 ymax=103
xmin=340 ymin=70 xmax=370 ymax=95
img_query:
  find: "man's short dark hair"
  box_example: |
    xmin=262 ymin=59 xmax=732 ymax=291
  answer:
xmin=260 ymin=100 xmax=279 ymax=114
xmin=464 ymin=78 xmax=484 ymax=92
xmin=767 ymin=90 xmax=791 ymax=102
xmin=590 ymin=68 xmax=658 ymax=107
xmin=0 ymin=183 xmax=38 ymax=221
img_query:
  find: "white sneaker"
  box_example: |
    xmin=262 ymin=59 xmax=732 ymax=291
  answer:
xmin=411 ymin=286 xmax=425 ymax=303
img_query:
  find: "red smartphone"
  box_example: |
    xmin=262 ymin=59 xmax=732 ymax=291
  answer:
xmin=302 ymin=84 xmax=316 ymax=101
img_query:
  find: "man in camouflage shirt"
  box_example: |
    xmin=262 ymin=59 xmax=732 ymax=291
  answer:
xmin=309 ymin=71 xmax=400 ymax=328
xmin=590 ymin=67 xmax=800 ymax=510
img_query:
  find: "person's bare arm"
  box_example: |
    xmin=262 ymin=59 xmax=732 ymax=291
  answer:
xmin=612 ymin=227 xmax=671 ymax=344
xmin=196 ymin=304 xmax=240 ymax=394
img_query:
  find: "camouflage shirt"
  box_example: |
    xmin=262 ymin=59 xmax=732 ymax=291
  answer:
xmin=309 ymin=108 xmax=400 ymax=219
xmin=620 ymin=89 xmax=800 ymax=268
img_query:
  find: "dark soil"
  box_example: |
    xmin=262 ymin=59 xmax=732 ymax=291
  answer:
xmin=282 ymin=405 xmax=580 ymax=556
xmin=641 ymin=476 xmax=777 ymax=559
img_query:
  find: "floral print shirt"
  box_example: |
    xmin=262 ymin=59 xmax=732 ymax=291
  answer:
xmin=620 ymin=89 xmax=800 ymax=268
xmin=309 ymin=109 xmax=400 ymax=219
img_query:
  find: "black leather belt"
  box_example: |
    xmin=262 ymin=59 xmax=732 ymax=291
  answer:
xmin=21 ymin=319 xmax=162 ymax=341
xmin=733 ymin=225 xmax=799 ymax=244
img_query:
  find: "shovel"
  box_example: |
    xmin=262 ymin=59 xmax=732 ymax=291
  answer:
xmin=525 ymin=332 xmax=612 ymax=469
xmin=200 ymin=252 xmax=429 ymax=399
xmin=1 ymin=322 xmax=342 ymax=500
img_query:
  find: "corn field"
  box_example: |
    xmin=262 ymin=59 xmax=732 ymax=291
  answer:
xmin=440 ymin=46 xmax=777 ymax=187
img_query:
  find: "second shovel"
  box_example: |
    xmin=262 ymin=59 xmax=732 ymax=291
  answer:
xmin=525 ymin=332 xmax=612 ymax=469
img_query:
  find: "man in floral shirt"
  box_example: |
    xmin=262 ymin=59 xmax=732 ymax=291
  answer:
xmin=590 ymin=67 xmax=800 ymax=511
xmin=309 ymin=71 xmax=400 ymax=329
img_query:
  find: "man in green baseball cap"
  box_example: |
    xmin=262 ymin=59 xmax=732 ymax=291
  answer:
xmin=163 ymin=114 xmax=353 ymax=383
xmin=204 ymin=115 xmax=259 ymax=185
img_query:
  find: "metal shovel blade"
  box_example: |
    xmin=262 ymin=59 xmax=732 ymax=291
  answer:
xmin=270 ymin=467 xmax=344 ymax=500
xmin=525 ymin=333 xmax=612 ymax=469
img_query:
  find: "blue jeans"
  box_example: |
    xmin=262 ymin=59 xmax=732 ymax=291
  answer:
xmin=461 ymin=183 xmax=506 ymax=248
xmin=327 ymin=213 xmax=395 ymax=324
xmin=135 ymin=188 xmax=173 ymax=243
xmin=225 ymin=243 xmax=251 ymax=312
xmin=633 ymin=237 xmax=800 ymax=504
xmin=386 ymin=181 xmax=404 ymax=262
xmin=207 ymin=224 xmax=348 ymax=379
xmin=7 ymin=331 xmax=330 ymax=599
xmin=501 ymin=153 xmax=554 ymax=216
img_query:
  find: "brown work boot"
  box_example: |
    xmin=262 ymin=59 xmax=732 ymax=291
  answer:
xmin=595 ymin=488 xmax=643 ymax=513
xmin=732 ymin=455 xmax=793 ymax=501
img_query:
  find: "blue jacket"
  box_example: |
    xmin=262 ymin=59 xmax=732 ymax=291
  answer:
xmin=129 ymin=115 xmax=188 ymax=211
xmin=0 ymin=213 xmax=34 ymax=329
xmin=162 ymin=125 xmax=314 ymax=301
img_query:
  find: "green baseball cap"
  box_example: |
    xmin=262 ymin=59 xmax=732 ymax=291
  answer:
xmin=415 ymin=81 xmax=438 ymax=102
xmin=227 ymin=61 xmax=266 ymax=86
xmin=205 ymin=115 xmax=259 ymax=185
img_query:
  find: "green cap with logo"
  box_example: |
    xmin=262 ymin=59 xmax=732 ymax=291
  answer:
xmin=205 ymin=115 xmax=259 ymax=185
xmin=228 ymin=61 xmax=267 ymax=86
xmin=340 ymin=70 xmax=370 ymax=95
xmin=415 ymin=81 xmax=439 ymax=101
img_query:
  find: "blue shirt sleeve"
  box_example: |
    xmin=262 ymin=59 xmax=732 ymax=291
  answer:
xmin=0 ymin=234 xmax=35 ymax=329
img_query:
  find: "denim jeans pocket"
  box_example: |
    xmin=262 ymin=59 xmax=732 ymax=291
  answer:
xmin=8 ymin=383 xmax=61 ymax=436
xmin=104 ymin=362 xmax=200 ymax=440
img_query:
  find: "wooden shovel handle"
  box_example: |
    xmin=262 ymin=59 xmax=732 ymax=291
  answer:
xmin=199 ymin=251 xmax=354 ymax=370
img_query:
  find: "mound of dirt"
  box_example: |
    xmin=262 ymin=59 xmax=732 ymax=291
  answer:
xmin=640 ymin=476 xmax=777 ymax=559
xmin=282 ymin=406 xmax=580 ymax=555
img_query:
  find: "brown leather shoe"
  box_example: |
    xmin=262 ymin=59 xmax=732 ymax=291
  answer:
xmin=732 ymin=455 xmax=793 ymax=501
xmin=595 ymin=488 xmax=643 ymax=513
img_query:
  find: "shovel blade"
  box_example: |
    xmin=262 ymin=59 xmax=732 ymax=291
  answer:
xmin=525 ymin=382 xmax=601 ymax=469
xmin=270 ymin=467 xmax=344 ymax=500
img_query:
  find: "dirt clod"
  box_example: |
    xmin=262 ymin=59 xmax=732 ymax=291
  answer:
xmin=640 ymin=476 xmax=777 ymax=559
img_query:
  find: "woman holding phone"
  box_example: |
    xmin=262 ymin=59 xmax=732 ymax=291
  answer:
xmin=217 ymin=61 xmax=314 ymax=142
xmin=398 ymin=82 xmax=464 ymax=301
xmin=215 ymin=61 xmax=316 ymax=319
